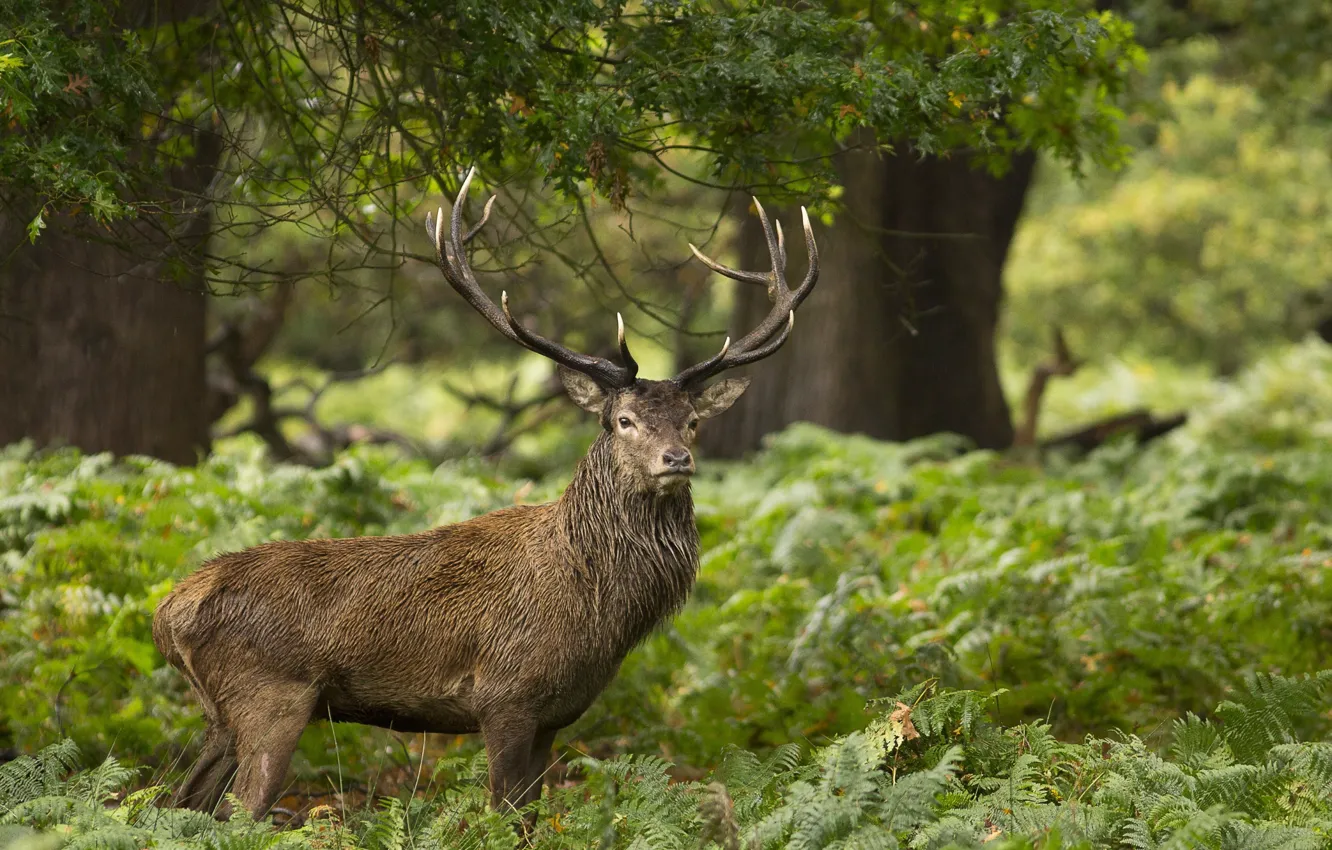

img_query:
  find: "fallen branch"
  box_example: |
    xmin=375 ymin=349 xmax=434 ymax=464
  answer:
xmin=1040 ymin=410 xmax=1188 ymax=453
xmin=1013 ymin=324 xmax=1187 ymax=455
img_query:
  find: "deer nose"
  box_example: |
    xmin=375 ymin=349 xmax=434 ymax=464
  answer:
xmin=662 ymin=447 xmax=693 ymax=472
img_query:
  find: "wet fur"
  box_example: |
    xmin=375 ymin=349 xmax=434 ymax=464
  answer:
xmin=153 ymin=377 xmax=741 ymax=821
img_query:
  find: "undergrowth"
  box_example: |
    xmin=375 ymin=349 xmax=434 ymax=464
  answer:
xmin=3 ymin=673 xmax=1332 ymax=848
xmin=2 ymin=348 xmax=1332 ymax=847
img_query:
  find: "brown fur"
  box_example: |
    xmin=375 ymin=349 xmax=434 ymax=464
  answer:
xmin=153 ymin=376 xmax=748 ymax=821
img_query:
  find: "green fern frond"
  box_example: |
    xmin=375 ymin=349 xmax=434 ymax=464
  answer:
xmin=1192 ymin=764 xmax=1283 ymax=817
xmin=0 ymin=795 xmax=95 ymax=828
xmin=1215 ymin=671 xmax=1332 ymax=763
xmin=64 ymin=757 xmax=136 ymax=808
xmin=0 ymin=741 xmax=81 ymax=810
xmin=1221 ymin=822 xmax=1324 ymax=850
xmin=1169 ymin=714 xmax=1233 ymax=773
xmin=1153 ymin=805 xmax=1234 ymax=850
xmin=61 ymin=822 xmax=147 ymax=850
xmin=360 ymin=796 xmax=407 ymax=850
xmin=878 ymin=745 xmax=961 ymax=833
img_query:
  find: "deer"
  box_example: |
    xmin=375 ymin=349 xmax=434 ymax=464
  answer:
xmin=151 ymin=167 xmax=820 ymax=825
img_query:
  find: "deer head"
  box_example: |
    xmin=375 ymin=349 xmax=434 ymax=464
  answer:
xmin=425 ymin=167 xmax=820 ymax=494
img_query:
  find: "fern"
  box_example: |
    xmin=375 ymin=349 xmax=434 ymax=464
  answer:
xmin=871 ymin=683 xmax=1004 ymax=744
xmin=0 ymin=740 xmax=81 ymax=810
xmin=4 ymin=674 xmax=1332 ymax=850
xmin=878 ymin=746 xmax=961 ymax=833
xmin=359 ymin=796 xmax=407 ymax=850
xmin=1221 ymin=823 xmax=1325 ymax=850
xmin=1214 ymin=671 xmax=1332 ymax=763
xmin=1169 ymin=714 xmax=1232 ymax=772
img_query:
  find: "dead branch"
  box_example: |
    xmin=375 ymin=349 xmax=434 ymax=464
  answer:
xmin=213 ymin=359 xmax=428 ymax=466
xmin=1040 ymin=410 xmax=1188 ymax=453
xmin=206 ymin=287 xmax=430 ymax=465
xmin=1011 ymin=323 xmax=1187 ymax=455
xmin=206 ymin=285 xmax=295 ymax=424
xmin=1013 ymin=325 xmax=1083 ymax=448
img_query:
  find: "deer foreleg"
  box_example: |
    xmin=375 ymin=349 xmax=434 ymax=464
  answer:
xmin=481 ymin=713 xmax=538 ymax=819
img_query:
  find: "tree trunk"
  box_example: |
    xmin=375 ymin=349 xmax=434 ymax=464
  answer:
xmin=0 ymin=225 xmax=209 ymax=464
xmin=700 ymin=140 xmax=1035 ymax=457
xmin=0 ymin=0 xmax=221 ymax=465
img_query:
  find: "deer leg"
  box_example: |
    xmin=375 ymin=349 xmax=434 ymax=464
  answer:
xmin=175 ymin=724 xmax=238 ymax=813
xmin=481 ymin=713 xmax=538 ymax=819
xmin=225 ymin=681 xmax=317 ymax=820
xmin=517 ymin=728 xmax=558 ymax=833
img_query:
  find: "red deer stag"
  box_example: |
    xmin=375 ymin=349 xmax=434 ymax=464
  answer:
xmin=152 ymin=167 xmax=820 ymax=823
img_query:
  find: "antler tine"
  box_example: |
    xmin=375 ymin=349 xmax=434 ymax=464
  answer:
xmin=723 ymin=311 xmax=794 ymax=369
xmin=792 ymin=206 xmax=819 ymax=308
xmin=671 ymin=337 xmax=732 ymax=388
xmin=752 ymin=198 xmax=784 ymax=297
xmin=687 ymin=243 xmax=771 ymax=287
xmin=499 ymin=294 xmax=639 ymax=388
xmin=463 ymin=195 xmax=497 ymax=244
xmin=617 ymin=313 xmax=639 ymax=377
xmin=426 ymin=167 xmax=637 ymax=389
xmin=672 ymin=201 xmax=819 ymax=389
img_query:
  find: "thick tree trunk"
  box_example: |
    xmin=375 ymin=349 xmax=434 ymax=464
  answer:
xmin=700 ymin=141 xmax=1035 ymax=457
xmin=0 ymin=224 xmax=209 ymax=464
xmin=0 ymin=0 xmax=220 ymax=465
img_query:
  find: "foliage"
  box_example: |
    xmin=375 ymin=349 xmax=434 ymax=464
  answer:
xmin=1 ymin=0 xmax=1142 ymax=226
xmin=5 ymin=673 xmax=1332 ymax=848
xmin=1005 ymin=36 xmax=1332 ymax=374
xmin=4 ymin=345 xmax=1332 ymax=779
xmin=0 ymin=0 xmax=160 ymax=232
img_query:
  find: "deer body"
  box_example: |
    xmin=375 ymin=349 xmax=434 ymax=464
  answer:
xmin=157 ymin=481 xmax=695 ymax=732
xmin=155 ymin=168 xmax=820 ymax=824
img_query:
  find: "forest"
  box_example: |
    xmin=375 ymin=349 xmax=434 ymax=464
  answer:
xmin=3 ymin=0 xmax=1332 ymax=848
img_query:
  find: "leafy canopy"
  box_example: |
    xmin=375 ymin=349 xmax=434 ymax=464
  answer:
xmin=0 ymin=0 xmax=1143 ymax=248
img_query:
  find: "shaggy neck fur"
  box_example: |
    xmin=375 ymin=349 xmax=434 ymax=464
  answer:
xmin=556 ymin=431 xmax=699 ymax=650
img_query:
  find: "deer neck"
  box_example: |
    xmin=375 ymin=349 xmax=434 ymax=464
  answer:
xmin=556 ymin=432 xmax=700 ymax=644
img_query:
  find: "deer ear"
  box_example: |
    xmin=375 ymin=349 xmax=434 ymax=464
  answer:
xmin=694 ymin=377 xmax=749 ymax=419
xmin=560 ymin=367 xmax=607 ymax=413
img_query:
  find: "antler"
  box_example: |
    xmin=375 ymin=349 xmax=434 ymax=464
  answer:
xmin=425 ymin=167 xmax=638 ymax=389
xmin=672 ymin=199 xmax=820 ymax=388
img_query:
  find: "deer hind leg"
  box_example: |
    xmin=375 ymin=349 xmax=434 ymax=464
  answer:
xmin=174 ymin=660 xmax=239 ymax=814
xmin=175 ymin=723 xmax=238 ymax=814
xmin=481 ymin=713 xmax=539 ymax=820
xmin=222 ymin=680 xmax=317 ymax=821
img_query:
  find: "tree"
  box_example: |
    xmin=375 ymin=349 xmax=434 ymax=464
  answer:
xmin=1005 ymin=11 xmax=1332 ymax=376
xmin=703 ymin=141 xmax=1037 ymax=455
xmin=705 ymin=0 xmax=1332 ymax=457
xmin=0 ymin=0 xmax=219 ymax=463
xmin=1 ymin=0 xmax=1140 ymax=461
xmin=706 ymin=0 xmax=1144 ymax=456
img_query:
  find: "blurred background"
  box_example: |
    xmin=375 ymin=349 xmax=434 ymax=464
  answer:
xmin=3 ymin=0 xmax=1329 ymax=471
xmin=5 ymin=0 xmax=1332 ymax=842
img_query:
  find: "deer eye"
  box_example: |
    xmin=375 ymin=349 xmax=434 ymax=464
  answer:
xmin=618 ymin=416 xmax=633 ymax=430
xmin=687 ymin=419 xmax=699 ymax=430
